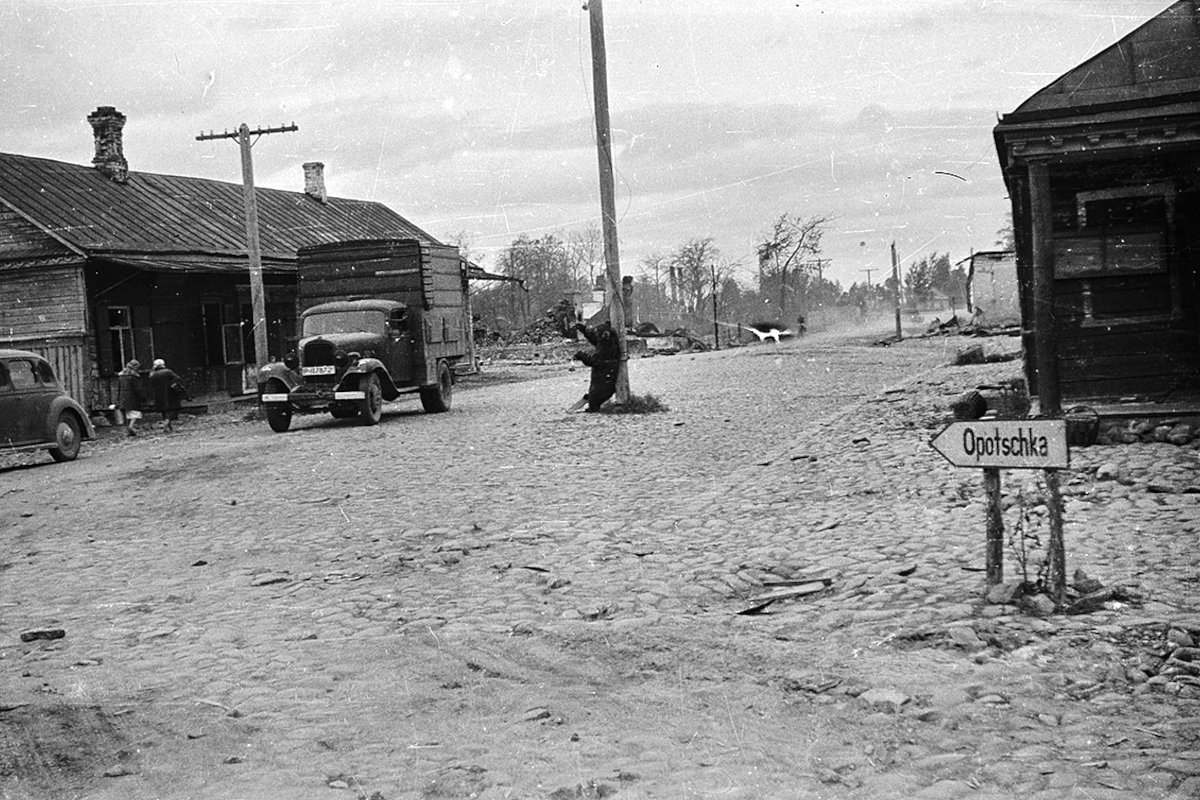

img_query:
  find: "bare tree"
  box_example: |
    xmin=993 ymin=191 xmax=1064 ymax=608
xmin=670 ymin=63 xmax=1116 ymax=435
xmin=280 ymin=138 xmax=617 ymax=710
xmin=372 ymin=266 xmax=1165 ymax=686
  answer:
xmin=756 ymin=213 xmax=829 ymax=319
xmin=669 ymin=237 xmax=720 ymax=314
xmin=566 ymin=223 xmax=603 ymax=289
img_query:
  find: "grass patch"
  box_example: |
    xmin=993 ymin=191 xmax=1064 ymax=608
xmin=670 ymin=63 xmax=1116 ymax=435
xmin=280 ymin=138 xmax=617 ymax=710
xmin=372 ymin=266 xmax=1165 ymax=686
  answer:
xmin=599 ymin=393 xmax=669 ymax=414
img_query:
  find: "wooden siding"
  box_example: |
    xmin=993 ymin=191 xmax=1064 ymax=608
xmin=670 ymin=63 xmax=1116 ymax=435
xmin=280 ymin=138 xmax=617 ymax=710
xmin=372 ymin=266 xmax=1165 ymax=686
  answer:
xmin=0 ymin=334 xmax=89 ymax=407
xmin=0 ymin=264 xmax=88 ymax=339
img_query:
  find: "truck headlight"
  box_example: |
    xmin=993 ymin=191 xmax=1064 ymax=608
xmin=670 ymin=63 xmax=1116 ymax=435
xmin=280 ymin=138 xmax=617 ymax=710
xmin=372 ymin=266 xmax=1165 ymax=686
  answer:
xmin=283 ymin=351 xmax=299 ymax=370
xmin=334 ymin=349 xmax=348 ymax=367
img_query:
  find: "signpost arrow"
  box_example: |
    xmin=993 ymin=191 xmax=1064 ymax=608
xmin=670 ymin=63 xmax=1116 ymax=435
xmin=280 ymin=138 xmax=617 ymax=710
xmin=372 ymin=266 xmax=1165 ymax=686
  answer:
xmin=931 ymin=419 xmax=1069 ymax=470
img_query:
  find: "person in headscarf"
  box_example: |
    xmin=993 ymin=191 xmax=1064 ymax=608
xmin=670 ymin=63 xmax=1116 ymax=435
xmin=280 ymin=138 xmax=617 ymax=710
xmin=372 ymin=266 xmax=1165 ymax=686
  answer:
xmin=149 ymin=358 xmax=189 ymax=433
xmin=115 ymin=360 xmax=145 ymax=437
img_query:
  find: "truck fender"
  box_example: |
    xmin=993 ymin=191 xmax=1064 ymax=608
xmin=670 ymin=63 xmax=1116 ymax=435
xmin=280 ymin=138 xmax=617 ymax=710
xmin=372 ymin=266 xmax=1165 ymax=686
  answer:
xmin=259 ymin=363 xmax=300 ymax=402
xmin=339 ymin=359 xmax=400 ymax=400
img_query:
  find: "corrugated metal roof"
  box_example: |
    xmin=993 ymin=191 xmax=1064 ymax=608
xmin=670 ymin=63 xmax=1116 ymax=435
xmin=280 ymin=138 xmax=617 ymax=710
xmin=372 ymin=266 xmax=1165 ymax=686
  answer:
xmin=1009 ymin=0 xmax=1200 ymax=120
xmin=0 ymin=151 xmax=440 ymax=269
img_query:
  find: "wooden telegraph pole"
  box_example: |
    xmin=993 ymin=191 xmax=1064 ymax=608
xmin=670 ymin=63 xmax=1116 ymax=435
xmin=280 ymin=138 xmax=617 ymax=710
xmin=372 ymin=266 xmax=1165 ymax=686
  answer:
xmin=587 ymin=0 xmax=630 ymax=402
xmin=196 ymin=123 xmax=298 ymax=383
xmin=891 ymin=241 xmax=903 ymax=341
xmin=710 ymin=262 xmax=720 ymax=351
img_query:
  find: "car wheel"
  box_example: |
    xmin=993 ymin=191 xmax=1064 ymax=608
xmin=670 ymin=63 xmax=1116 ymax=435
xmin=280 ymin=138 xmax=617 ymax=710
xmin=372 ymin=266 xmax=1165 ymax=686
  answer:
xmin=359 ymin=373 xmax=383 ymax=425
xmin=49 ymin=412 xmax=82 ymax=462
xmin=420 ymin=360 xmax=453 ymax=413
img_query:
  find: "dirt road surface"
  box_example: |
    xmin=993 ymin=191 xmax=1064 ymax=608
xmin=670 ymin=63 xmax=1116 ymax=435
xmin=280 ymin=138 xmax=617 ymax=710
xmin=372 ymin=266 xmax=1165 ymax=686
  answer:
xmin=3 ymin=326 xmax=1199 ymax=799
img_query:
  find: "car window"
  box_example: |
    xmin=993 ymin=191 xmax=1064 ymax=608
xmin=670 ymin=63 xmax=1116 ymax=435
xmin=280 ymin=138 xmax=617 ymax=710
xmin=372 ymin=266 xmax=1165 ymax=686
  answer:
xmin=36 ymin=360 xmax=57 ymax=385
xmin=0 ymin=362 xmax=9 ymax=391
xmin=7 ymin=360 xmax=37 ymax=390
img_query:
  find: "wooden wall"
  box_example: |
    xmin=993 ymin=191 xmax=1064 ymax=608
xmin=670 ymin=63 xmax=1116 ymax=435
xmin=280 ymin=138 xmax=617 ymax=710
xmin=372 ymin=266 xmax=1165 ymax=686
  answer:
xmin=0 ymin=263 xmax=88 ymax=340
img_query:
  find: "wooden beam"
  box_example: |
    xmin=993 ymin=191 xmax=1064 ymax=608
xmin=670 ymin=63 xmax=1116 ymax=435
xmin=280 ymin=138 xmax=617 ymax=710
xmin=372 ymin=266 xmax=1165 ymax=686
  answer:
xmin=1028 ymin=161 xmax=1061 ymax=416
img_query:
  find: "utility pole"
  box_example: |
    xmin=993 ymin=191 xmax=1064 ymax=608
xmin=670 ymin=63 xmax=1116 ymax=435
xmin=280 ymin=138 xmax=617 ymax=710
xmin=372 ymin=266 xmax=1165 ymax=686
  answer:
xmin=587 ymin=0 xmax=630 ymax=403
xmin=860 ymin=268 xmax=876 ymax=287
xmin=891 ymin=241 xmax=903 ymax=341
xmin=196 ymin=122 xmax=298 ymax=385
xmin=710 ymin=261 xmax=720 ymax=351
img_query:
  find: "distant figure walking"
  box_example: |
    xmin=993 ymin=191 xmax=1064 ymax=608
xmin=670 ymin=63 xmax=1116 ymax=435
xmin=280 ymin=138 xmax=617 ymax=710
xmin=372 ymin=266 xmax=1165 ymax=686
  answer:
xmin=570 ymin=320 xmax=621 ymax=412
xmin=149 ymin=358 xmax=189 ymax=433
xmin=116 ymin=360 xmax=145 ymax=437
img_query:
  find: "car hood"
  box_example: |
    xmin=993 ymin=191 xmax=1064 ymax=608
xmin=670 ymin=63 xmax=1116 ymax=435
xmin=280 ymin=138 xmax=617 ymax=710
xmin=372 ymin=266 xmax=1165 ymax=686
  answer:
xmin=300 ymin=332 xmax=383 ymax=353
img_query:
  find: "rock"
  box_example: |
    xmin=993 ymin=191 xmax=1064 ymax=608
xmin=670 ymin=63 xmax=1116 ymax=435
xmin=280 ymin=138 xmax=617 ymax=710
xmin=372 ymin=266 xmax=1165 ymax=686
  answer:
xmin=19 ymin=628 xmax=65 ymax=643
xmin=250 ymin=573 xmax=288 ymax=587
xmin=954 ymin=345 xmax=986 ymax=365
xmin=985 ymin=581 xmax=1020 ymax=605
xmin=1073 ymin=569 xmax=1104 ymax=595
xmin=947 ymin=627 xmax=987 ymax=651
xmin=1095 ymin=463 xmax=1120 ymax=481
xmin=1168 ymin=628 xmax=1197 ymax=648
xmin=102 ymin=764 xmax=133 ymax=777
xmin=1020 ymin=594 xmax=1056 ymax=617
xmin=951 ymin=390 xmax=987 ymax=420
xmin=1168 ymin=423 xmax=1193 ymax=445
xmin=859 ymin=688 xmax=909 ymax=712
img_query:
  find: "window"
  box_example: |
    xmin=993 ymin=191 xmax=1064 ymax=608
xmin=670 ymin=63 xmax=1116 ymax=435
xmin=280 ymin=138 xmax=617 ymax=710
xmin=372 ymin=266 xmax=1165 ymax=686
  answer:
xmin=35 ymin=360 xmax=56 ymax=386
xmin=8 ymin=360 xmax=37 ymax=389
xmin=108 ymin=306 xmax=134 ymax=368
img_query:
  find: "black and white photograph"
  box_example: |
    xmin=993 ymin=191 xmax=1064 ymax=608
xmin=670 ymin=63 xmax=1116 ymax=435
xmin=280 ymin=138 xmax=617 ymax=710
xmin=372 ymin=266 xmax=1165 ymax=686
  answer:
xmin=2 ymin=1 xmax=1199 ymax=797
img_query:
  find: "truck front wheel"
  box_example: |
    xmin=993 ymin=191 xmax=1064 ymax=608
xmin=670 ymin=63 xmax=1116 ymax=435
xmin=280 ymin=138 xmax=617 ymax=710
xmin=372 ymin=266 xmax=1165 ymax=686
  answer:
xmin=420 ymin=360 xmax=453 ymax=413
xmin=359 ymin=373 xmax=383 ymax=425
xmin=264 ymin=382 xmax=292 ymax=433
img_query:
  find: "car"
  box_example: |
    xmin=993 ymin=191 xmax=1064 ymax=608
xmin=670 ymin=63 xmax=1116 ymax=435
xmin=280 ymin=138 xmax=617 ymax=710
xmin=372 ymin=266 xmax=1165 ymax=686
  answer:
xmin=0 ymin=349 xmax=94 ymax=463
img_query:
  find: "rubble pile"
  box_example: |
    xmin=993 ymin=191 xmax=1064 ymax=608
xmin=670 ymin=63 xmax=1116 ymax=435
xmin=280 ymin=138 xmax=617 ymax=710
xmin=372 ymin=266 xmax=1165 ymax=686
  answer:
xmin=1096 ymin=417 xmax=1200 ymax=446
xmin=1118 ymin=620 xmax=1200 ymax=699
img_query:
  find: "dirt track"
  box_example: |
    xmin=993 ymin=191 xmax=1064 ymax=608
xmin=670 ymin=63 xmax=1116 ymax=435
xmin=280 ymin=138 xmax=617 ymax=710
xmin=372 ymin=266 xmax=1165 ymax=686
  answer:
xmin=3 ymin=326 xmax=1199 ymax=800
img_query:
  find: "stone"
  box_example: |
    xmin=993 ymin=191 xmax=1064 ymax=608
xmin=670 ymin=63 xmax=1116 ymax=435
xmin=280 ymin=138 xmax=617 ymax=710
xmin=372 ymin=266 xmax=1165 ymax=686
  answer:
xmin=19 ymin=628 xmax=65 ymax=643
xmin=1168 ymin=628 xmax=1196 ymax=648
xmin=1073 ymin=569 xmax=1104 ymax=595
xmin=1168 ymin=423 xmax=1193 ymax=445
xmin=1095 ymin=463 xmax=1120 ymax=481
xmin=947 ymin=627 xmax=987 ymax=651
xmin=859 ymin=688 xmax=909 ymax=712
xmin=985 ymin=581 xmax=1020 ymax=604
xmin=1020 ymin=594 xmax=1056 ymax=617
xmin=102 ymin=764 xmax=133 ymax=777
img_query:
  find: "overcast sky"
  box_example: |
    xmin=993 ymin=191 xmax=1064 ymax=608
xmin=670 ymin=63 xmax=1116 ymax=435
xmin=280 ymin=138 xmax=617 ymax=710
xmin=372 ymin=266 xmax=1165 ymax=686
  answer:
xmin=0 ymin=0 xmax=1168 ymax=288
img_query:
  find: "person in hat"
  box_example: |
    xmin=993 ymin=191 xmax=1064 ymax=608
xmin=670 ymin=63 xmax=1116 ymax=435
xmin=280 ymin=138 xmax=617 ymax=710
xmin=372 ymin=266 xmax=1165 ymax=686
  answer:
xmin=149 ymin=358 xmax=189 ymax=433
xmin=115 ymin=360 xmax=145 ymax=437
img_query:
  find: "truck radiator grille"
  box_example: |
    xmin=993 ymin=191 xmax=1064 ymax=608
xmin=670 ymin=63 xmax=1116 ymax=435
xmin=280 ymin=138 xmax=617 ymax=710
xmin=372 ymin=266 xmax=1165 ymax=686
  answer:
xmin=303 ymin=340 xmax=336 ymax=370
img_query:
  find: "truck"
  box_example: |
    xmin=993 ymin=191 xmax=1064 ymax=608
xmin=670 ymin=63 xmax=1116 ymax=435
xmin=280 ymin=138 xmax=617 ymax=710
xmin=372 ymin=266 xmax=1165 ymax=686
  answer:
xmin=259 ymin=238 xmax=470 ymax=433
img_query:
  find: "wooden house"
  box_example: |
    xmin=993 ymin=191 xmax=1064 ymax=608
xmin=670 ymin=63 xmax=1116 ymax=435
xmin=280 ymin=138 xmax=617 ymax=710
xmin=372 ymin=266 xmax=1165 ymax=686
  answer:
xmin=0 ymin=107 xmax=437 ymax=410
xmin=994 ymin=0 xmax=1200 ymax=409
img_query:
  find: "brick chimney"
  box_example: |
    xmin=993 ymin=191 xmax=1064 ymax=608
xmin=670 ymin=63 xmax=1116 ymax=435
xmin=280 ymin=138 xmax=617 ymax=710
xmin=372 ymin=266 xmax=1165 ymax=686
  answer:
xmin=303 ymin=162 xmax=327 ymax=203
xmin=87 ymin=106 xmax=128 ymax=183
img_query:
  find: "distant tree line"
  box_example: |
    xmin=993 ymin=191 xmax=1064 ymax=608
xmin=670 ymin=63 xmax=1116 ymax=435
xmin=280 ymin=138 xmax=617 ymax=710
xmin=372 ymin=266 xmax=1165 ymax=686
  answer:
xmin=465 ymin=213 xmax=972 ymax=342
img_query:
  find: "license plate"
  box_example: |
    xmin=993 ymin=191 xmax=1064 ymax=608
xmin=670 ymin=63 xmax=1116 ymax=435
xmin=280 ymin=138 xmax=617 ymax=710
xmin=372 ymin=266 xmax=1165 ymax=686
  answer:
xmin=301 ymin=365 xmax=336 ymax=376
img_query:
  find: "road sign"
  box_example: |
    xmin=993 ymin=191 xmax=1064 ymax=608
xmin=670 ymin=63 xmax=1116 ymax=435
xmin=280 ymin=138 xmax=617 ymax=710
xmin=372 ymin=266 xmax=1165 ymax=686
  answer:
xmin=931 ymin=419 xmax=1069 ymax=470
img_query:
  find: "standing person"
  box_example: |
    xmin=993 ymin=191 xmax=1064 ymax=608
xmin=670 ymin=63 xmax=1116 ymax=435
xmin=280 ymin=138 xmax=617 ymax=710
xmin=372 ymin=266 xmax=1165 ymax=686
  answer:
xmin=570 ymin=320 xmax=621 ymax=412
xmin=115 ymin=360 xmax=145 ymax=437
xmin=149 ymin=358 xmax=189 ymax=433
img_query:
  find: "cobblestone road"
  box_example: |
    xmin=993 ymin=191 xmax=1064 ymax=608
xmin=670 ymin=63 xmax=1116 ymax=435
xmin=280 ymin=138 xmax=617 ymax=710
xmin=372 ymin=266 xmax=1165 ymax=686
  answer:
xmin=3 ymin=328 xmax=1199 ymax=800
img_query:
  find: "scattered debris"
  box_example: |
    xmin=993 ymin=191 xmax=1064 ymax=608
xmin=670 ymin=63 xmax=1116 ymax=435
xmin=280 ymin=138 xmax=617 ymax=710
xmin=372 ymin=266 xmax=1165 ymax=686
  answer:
xmin=738 ymin=581 xmax=830 ymax=615
xmin=19 ymin=628 xmax=65 ymax=643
